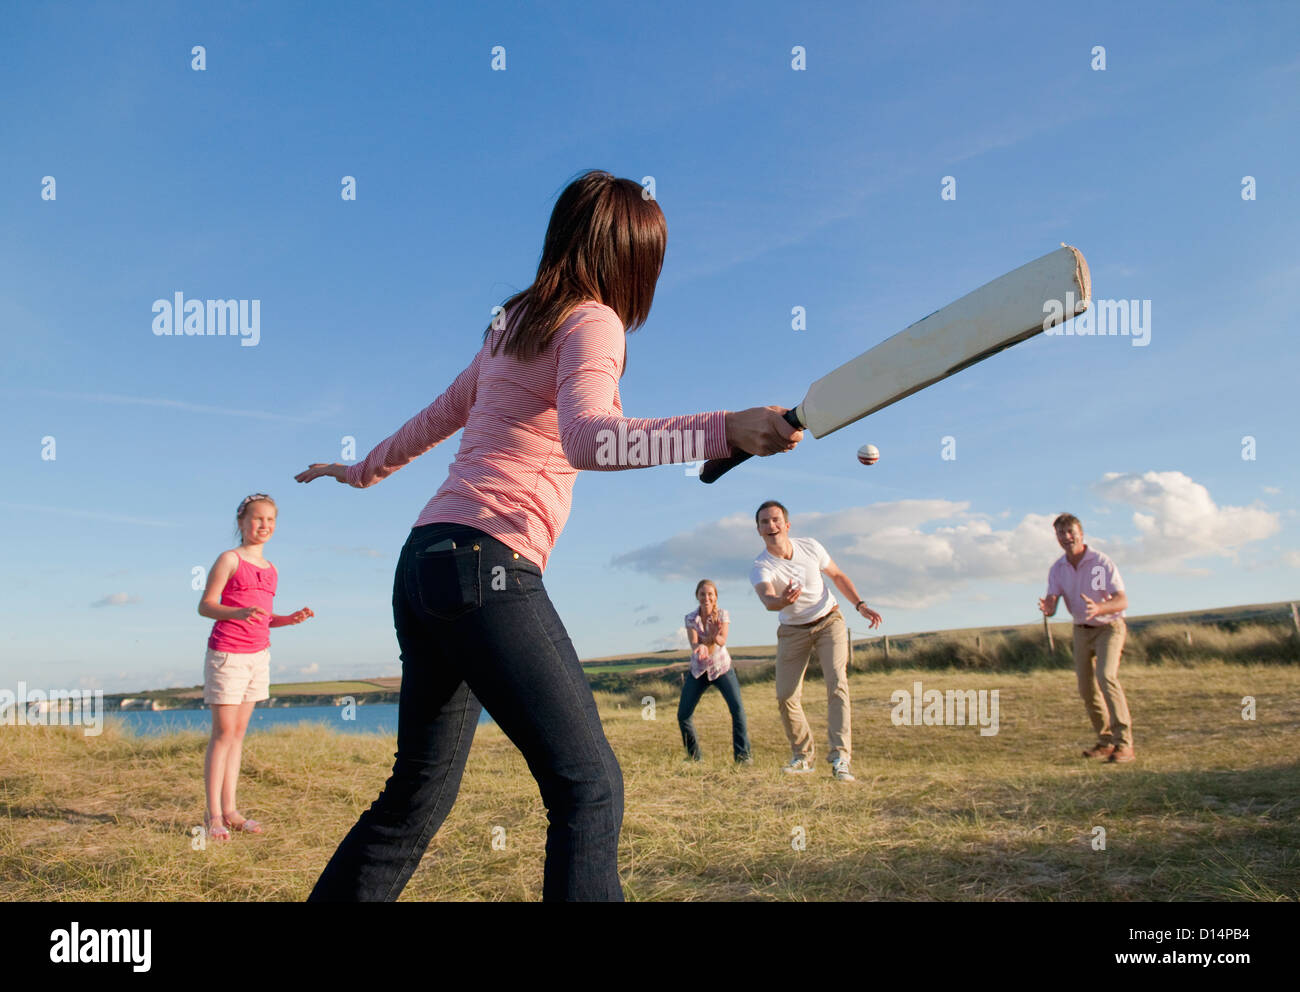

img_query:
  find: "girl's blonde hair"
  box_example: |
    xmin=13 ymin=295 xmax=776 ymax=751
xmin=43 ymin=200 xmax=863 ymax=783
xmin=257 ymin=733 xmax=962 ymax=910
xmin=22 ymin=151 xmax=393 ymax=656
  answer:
xmin=235 ymin=493 xmax=276 ymax=543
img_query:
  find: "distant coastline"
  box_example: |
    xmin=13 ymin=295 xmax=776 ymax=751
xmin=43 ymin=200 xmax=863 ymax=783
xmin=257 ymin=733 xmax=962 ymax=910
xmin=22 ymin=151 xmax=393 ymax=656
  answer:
xmin=105 ymin=600 xmax=1298 ymax=710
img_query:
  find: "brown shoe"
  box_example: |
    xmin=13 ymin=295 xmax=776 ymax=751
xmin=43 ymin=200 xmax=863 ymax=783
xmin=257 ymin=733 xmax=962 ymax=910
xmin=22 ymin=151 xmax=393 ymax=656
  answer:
xmin=1107 ymin=746 xmax=1135 ymax=763
xmin=1082 ymin=743 xmax=1116 ymax=759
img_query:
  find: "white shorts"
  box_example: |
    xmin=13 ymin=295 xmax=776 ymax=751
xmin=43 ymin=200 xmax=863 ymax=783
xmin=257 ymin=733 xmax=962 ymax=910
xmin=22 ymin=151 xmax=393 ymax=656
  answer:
xmin=203 ymin=647 xmax=271 ymax=705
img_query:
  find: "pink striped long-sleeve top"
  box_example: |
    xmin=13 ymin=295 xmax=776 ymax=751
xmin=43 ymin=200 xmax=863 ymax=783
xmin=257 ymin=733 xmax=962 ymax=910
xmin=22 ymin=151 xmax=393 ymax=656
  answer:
xmin=345 ymin=301 xmax=731 ymax=570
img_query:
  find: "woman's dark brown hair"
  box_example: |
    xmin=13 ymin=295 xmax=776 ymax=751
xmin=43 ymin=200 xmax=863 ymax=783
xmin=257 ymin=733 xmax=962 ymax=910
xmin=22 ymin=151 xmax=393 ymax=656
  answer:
xmin=485 ymin=170 xmax=667 ymax=364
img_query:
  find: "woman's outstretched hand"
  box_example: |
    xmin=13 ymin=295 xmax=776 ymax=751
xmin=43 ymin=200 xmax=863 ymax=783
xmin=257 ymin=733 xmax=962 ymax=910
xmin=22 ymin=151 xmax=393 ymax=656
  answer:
xmin=724 ymin=407 xmax=803 ymax=457
xmin=295 ymin=463 xmax=348 ymax=484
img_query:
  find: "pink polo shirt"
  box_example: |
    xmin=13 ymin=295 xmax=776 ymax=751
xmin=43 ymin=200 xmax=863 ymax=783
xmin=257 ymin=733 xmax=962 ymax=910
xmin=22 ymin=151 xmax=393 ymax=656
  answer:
xmin=346 ymin=302 xmax=731 ymax=571
xmin=1046 ymin=546 xmax=1126 ymax=625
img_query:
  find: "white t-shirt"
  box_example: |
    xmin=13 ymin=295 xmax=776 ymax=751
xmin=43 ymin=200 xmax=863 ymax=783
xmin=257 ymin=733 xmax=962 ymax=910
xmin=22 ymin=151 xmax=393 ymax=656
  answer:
xmin=749 ymin=537 xmax=837 ymax=625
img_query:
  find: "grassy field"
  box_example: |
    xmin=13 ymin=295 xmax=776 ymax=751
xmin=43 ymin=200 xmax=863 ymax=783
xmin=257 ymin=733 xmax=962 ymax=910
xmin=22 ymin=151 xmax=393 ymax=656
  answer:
xmin=2 ymin=659 xmax=1297 ymax=901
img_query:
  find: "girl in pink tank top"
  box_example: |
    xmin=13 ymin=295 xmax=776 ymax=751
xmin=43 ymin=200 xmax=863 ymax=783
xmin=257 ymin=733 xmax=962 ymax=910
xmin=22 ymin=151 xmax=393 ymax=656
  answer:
xmin=196 ymin=494 xmax=314 ymax=841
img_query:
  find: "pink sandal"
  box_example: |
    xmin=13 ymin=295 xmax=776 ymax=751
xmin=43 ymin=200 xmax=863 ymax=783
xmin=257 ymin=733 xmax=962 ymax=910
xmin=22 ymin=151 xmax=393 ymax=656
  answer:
xmin=204 ymin=814 xmax=231 ymax=842
xmin=224 ymin=813 xmax=264 ymax=834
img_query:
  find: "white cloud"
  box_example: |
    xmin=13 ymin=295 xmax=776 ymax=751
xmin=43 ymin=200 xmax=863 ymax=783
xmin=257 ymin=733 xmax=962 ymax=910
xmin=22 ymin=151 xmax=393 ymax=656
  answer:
xmin=613 ymin=472 xmax=1280 ymax=608
xmin=0 ymin=503 xmax=181 ymax=529
xmin=613 ymin=501 xmax=1060 ymax=609
xmin=1283 ymin=551 xmax=1300 ymax=569
xmin=22 ymin=388 xmax=337 ymax=424
xmin=1263 ymin=486 xmax=1281 ymax=495
xmin=648 ymin=628 xmax=690 ymax=651
xmin=92 ymin=592 xmax=141 ymax=607
xmin=299 ymin=662 xmax=320 ymax=676
xmin=1094 ymin=471 xmax=1279 ymax=573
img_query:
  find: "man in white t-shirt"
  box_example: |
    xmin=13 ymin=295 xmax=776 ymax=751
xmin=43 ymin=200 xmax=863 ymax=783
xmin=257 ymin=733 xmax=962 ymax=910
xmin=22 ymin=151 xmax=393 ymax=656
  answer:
xmin=749 ymin=500 xmax=882 ymax=781
xmin=1038 ymin=513 xmax=1134 ymax=763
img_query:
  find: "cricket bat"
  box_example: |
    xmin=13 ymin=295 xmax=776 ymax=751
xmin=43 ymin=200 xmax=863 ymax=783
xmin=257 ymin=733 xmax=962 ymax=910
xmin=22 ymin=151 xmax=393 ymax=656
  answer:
xmin=700 ymin=244 xmax=1091 ymax=483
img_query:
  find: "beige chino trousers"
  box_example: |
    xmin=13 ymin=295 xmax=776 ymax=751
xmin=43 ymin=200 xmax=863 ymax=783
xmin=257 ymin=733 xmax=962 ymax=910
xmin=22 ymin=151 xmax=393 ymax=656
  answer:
xmin=775 ymin=607 xmax=851 ymax=765
xmin=1072 ymin=618 xmax=1132 ymax=749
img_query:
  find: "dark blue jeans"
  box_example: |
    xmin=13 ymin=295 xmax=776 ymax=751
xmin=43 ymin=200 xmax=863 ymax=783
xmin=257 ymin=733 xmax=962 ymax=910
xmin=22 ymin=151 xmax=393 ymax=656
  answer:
xmin=677 ymin=668 xmax=751 ymax=761
xmin=308 ymin=523 xmax=624 ymax=902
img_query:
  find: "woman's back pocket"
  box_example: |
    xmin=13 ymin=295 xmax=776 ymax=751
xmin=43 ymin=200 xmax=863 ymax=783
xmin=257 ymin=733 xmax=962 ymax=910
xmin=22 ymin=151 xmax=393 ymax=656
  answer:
xmin=411 ymin=543 xmax=482 ymax=621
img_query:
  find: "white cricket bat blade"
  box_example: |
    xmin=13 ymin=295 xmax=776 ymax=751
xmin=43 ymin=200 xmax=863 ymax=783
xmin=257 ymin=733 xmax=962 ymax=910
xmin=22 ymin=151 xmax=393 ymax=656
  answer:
xmin=795 ymin=245 xmax=1090 ymax=438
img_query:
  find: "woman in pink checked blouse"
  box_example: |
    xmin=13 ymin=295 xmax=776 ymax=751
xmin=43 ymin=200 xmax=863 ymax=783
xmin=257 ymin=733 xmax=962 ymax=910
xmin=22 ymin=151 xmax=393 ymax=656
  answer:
xmin=679 ymin=580 xmax=751 ymax=763
xmin=297 ymin=170 xmax=802 ymax=901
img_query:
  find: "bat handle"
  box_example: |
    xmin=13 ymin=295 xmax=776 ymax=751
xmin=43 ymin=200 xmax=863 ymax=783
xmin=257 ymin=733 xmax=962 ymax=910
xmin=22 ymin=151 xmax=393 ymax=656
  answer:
xmin=700 ymin=408 xmax=803 ymax=484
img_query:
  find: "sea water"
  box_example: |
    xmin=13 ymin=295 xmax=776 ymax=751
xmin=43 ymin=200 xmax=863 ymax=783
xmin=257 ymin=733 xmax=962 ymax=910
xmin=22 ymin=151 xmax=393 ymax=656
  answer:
xmin=108 ymin=703 xmax=494 ymax=736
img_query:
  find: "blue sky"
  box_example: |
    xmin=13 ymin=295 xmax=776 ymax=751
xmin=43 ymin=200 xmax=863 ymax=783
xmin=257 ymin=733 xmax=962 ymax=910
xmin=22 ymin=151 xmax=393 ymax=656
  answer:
xmin=2 ymin=0 xmax=1297 ymax=693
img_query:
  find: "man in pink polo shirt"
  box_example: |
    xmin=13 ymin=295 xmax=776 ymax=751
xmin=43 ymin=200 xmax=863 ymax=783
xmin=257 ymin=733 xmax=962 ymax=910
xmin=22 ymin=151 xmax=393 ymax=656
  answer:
xmin=1038 ymin=513 xmax=1134 ymax=763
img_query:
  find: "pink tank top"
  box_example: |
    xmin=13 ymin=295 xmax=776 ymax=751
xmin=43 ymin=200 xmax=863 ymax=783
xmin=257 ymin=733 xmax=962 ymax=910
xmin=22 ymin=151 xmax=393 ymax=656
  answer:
xmin=207 ymin=555 xmax=277 ymax=653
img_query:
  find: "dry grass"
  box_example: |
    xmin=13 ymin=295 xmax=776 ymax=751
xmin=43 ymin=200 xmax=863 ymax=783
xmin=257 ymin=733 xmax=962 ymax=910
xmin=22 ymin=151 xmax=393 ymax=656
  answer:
xmin=2 ymin=661 xmax=1297 ymax=901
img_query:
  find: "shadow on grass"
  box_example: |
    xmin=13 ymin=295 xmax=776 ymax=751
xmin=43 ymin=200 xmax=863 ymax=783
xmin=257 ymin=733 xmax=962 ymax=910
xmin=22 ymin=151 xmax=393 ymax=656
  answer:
xmin=1 ymin=803 xmax=119 ymax=824
xmin=712 ymin=762 xmax=1300 ymax=901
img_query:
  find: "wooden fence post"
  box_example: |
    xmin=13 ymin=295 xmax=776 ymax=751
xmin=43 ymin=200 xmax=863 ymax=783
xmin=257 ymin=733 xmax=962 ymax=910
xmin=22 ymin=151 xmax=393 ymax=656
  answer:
xmin=883 ymin=634 xmax=890 ymax=661
xmin=1043 ymin=614 xmax=1055 ymax=652
xmin=1291 ymin=602 xmax=1299 ymax=637
xmin=1185 ymin=628 xmax=1193 ymax=646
